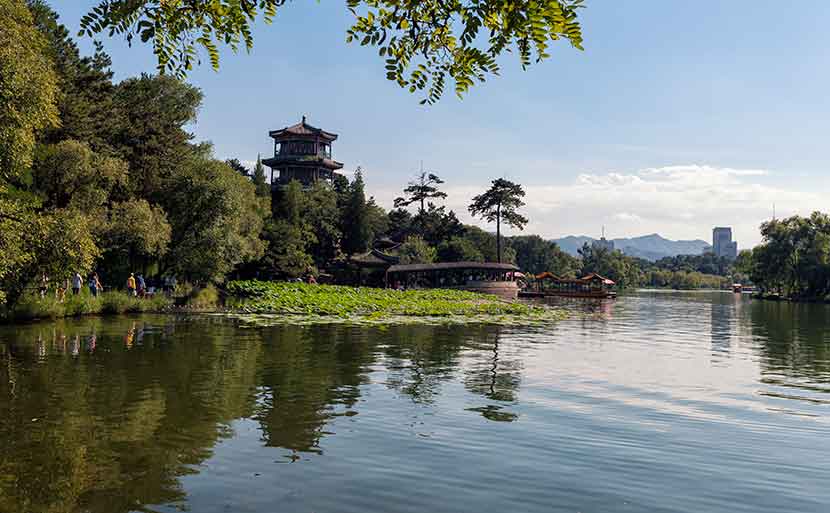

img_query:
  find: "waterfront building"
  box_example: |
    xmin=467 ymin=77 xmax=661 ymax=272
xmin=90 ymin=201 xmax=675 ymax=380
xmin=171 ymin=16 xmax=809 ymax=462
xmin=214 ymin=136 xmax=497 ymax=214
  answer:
xmin=386 ymin=262 xmax=520 ymax=298
xmin=712 ymin=227 xmax=738 ymax=259
xmin=262 ymin=116 xmax=344 ymax=192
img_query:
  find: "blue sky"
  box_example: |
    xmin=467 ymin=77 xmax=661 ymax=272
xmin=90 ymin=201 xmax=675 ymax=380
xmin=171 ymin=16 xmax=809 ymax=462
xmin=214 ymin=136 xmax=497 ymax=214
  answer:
xmin=53 ymin=1 xmax=830 ymax=246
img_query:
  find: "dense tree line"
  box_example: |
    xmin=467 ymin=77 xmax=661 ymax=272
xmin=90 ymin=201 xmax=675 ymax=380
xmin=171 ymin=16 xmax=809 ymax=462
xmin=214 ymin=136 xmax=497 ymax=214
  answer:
xmin=1 ymin=0 xmax=266 ymax=305
xmin=737 ymin=213 xmax=830 ymax=299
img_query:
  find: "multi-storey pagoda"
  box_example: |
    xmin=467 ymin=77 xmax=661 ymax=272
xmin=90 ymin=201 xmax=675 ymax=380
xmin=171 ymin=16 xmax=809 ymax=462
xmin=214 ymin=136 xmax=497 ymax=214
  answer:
xmin=262 ymin=116 xmax=344 ymax=192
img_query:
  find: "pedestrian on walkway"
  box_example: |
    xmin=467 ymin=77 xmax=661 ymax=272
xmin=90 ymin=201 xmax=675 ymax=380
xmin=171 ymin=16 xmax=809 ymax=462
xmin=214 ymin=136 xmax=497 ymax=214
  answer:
xmin=127 ymin=273 xmax=136 ymax=296
xmin=72 ymin=272 xmax=82 ymax=296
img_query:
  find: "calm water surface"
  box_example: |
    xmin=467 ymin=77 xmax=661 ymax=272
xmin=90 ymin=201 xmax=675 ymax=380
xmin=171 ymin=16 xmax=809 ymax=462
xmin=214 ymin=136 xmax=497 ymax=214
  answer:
xmin=1 ymin=291 xmax=829 ymax=513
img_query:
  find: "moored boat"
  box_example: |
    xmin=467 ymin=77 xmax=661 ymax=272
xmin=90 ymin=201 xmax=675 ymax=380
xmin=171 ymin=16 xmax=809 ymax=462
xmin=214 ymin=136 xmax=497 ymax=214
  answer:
xmin=520 ymin=272 xmax=617 ymax=299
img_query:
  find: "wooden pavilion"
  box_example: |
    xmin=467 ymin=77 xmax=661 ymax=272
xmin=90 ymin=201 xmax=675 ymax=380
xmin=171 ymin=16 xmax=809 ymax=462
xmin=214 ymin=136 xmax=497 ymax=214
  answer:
xmin=385 ymin=262 xmax=520 ymax=298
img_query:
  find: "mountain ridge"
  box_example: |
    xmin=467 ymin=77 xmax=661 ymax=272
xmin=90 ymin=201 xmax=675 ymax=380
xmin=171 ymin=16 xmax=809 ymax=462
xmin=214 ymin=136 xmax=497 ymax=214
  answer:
xmin=553 ymin=233 xmax=711 ymax=261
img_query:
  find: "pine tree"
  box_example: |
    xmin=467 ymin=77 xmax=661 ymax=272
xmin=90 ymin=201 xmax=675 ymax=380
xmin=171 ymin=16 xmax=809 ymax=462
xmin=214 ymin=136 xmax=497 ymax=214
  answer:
xmin=468 ymin=178 xmax=527 ymax=263
xmin=341 ymin=169 xmax=373 ymax=256
xmin=252 ymin=154 xmax=270 ymax=197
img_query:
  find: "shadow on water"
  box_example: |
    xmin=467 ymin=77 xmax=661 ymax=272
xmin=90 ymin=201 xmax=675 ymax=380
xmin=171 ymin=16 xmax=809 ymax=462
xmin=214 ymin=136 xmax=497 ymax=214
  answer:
xmin=0 ymin=316 xmax=520 ymax=513
xmin=1 ymin=294 xmax=829 ymax=513
xmin=749 ymin=300 xmax=830 ymax=393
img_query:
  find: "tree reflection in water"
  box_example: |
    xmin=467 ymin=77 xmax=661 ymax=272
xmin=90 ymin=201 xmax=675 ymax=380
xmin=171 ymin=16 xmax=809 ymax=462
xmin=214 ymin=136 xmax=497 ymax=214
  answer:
xmin=0 ymin=316 xmax=523 ymax=513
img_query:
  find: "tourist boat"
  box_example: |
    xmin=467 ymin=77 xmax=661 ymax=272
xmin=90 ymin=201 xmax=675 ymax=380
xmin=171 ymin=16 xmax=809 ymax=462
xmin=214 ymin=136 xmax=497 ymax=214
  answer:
xmin=385 ymin=262 xmax=521 ymax=299
xmin=520 ymin=272 xmax=617 ymax=299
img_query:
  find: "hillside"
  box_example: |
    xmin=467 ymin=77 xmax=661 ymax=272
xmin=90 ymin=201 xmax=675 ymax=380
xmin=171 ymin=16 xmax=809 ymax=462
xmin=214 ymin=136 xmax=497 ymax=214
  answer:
xmin=553 ymin=234 xmax=711 ymax=261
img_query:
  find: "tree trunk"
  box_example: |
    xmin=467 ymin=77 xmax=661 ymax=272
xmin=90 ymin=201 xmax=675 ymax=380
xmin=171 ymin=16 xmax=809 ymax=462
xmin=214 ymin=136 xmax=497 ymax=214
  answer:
xmin=496 ymin=203 xmax=501 ymax=263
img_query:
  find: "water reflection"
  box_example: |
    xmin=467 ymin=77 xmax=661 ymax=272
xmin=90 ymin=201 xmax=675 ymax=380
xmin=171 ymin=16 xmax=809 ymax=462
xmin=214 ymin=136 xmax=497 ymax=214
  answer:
xmin=751 ymin=300 xmax=830 ymax=393
xmin=0 ymin=292 xmax=829 ymax=513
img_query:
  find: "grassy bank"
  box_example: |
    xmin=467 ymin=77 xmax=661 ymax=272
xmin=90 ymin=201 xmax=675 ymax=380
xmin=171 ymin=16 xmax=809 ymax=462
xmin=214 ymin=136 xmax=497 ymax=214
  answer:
xmin=225 ymin=280 xmax=564 ymax=323
xmin=2 ymin=291 xmax=172 ymax=322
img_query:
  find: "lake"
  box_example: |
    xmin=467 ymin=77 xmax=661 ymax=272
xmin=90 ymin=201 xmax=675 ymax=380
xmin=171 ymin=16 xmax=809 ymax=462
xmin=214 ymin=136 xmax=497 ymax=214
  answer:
xmin=1 ymin=291 xmax=828 ymax=513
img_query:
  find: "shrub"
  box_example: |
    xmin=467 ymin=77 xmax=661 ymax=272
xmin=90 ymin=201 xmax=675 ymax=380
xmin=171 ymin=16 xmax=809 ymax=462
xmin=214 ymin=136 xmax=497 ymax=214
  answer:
xmin=100 ymin=291 xmax=132 ymax=314
xmin=186 ymin=284 xmax=220 ymax=308
xmin=63 ymin=291 xmax=102 ymax=316
xmin=8 ymin=294 xmax=65 ymax=321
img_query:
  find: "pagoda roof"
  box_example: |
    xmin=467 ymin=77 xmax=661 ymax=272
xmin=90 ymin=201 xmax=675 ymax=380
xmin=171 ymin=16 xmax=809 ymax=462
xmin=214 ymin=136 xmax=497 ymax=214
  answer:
xmin=269 ymin=116 xmax=338 ymax=141
xmin=350 ymin=249 xmax=400 ymax=267
xmin=261 ymin=155 xmax=344 ymax=170
xmin=387 ymin=262 xmax=519 ymax=273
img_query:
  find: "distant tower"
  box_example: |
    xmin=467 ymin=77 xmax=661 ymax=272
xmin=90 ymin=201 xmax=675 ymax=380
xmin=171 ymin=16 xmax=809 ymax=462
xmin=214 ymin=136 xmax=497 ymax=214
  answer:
xmin=262 ymin=116 xmax=344 ymax=192
xmin=712 ymin=227 xmax=737 ymax=259
xmin=593 ymin=226 xmax=615 ymax=251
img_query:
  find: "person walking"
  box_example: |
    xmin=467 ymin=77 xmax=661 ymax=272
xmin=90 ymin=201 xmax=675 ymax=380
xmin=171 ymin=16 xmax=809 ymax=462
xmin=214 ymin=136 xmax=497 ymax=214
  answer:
xmin=94 ymin=273 xmax=102 ymax=296
xmin=39 ymin=273 xmax=49 ymax=298
xmin=57 ymin=277 xmax=69 ymax=302
xmin=88 ymin=274 xmax=98 ymax=297
xmin=136 ymin=274 xmax=146 ymax=298
xmin=127 ymin=273 xmax=136 ymax=297
xmin=72 ymin=272 xmax=82 ymax=296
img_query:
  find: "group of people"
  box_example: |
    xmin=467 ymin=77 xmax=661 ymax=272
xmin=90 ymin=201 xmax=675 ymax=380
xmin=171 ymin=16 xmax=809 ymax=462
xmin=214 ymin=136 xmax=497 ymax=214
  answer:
xmin=44 ymin=272 xmax=103 ymax=302
xmin=126 ymin=273 xmax=178 ymax=297
xmin=126 ymin=273 xmax=149 ymax=297
xmin=38 ymin=271 xmax=179 ymax=301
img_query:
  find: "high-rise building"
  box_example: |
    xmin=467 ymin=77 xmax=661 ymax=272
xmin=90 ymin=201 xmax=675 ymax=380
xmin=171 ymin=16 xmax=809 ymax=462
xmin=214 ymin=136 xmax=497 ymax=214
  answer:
xmin=712 ymin=227 xmax=737 ymax=259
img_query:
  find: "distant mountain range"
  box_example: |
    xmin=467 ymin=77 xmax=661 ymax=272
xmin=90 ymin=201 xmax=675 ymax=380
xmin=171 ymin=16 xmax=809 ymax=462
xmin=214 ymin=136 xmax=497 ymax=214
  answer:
xmin=553 ymin=234 xmax=712 ymax=261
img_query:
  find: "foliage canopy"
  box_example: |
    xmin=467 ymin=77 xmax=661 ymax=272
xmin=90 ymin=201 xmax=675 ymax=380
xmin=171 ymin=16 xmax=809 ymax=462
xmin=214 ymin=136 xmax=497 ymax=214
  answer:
xmin=79 ymin=0 xmax=585 ymax=103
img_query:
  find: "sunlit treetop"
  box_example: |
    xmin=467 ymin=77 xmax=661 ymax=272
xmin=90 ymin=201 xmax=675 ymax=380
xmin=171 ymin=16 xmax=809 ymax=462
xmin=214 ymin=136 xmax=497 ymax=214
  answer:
xmin=79 ymin=0 xmax=585 ymax=104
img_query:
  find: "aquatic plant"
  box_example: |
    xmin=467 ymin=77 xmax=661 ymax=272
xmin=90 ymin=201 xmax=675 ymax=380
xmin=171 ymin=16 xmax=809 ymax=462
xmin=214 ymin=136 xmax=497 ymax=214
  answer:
xmin=225 ymin=280 xmax=563 ymax=324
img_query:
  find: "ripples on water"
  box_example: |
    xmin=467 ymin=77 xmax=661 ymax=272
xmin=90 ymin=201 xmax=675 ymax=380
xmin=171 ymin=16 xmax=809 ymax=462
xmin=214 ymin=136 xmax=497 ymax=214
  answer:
xmin=0 ymin=291 xmax=828 ymax=513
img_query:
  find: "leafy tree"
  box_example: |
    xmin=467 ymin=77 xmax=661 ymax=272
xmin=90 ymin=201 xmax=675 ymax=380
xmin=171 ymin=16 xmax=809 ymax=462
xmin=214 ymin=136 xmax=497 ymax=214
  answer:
xmin=578 ymin=243 xmax=643 ymax=289
xmin=225 ymin=158 xmax=249 ymax=177
xmin=394 ymin=171 xmax=447 ymax=213
xmin=304 ymin=182 xmax=341 ymax=267
xmin=28 ymin=0 xmax=116 ymax=152
xmin=341 ymin=169 xmax=373 ymax=256
xmin=386 ymin=207 xmax=414 ymax=242
xmin=274 ymin=179 xmax=305 ymax=225
xmin=397 ymin=236 xmax=437 ymax=265
xmin=457 ymin=225 xmax=515 ymax=264
xmin=1 ymin=207 xmax=100 ymax=305
xmin=0 ymin=0 xmax=58 ymax=181
xmin=508 ymin=235 xmax=578 ymax=276
xmin=748 ymin=213 xmax=830 ymax=298
xmin=163 ymin=151 xmax=265 ymax=283
xmin=412 ymin=203 xmax=465 ymax=245
xmin=251 ymin=154 xmax=270 ymax=197
xmin=366 ymin=197 xmax=390 ymax=241
xmin=468 ymin=178 xmax=527 ymax=263
xmin=79 ymin=0 xmax=585 ymax=103
xmin=111 ymin=74 xmax=202 ymax=199
xmin=32 ymin=139 xmax=128 ymax=211
xmin=437 ymin=236 xmax=484 ymax=263
xmin=653 ymin=253 xmax=732 ymax=277
xmin=101 ymin=199 xmax=171 ymax=272
xmin=259 ymin=219 xmax=314 ymax=279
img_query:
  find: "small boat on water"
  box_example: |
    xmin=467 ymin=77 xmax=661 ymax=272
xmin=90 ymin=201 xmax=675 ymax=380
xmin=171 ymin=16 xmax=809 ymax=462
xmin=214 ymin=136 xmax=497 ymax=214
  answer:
xmin=732 ymin=283 xmax=743 ymax=293
xmin=520 ymin=272 xmax=617 ymax=299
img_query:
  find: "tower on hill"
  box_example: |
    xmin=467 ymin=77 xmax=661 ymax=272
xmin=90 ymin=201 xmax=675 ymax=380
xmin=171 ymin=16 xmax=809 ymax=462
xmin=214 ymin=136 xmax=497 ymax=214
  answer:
xmin=262 ymin=116 xmax=344 ymax=192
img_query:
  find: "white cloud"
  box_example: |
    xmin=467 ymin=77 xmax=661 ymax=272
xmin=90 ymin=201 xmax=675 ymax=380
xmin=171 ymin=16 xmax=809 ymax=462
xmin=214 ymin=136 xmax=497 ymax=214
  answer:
xmin=371 ymin=164 xmax=825 ymax=248
xmin=612 ymin=212 xmax=643 ymax=222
